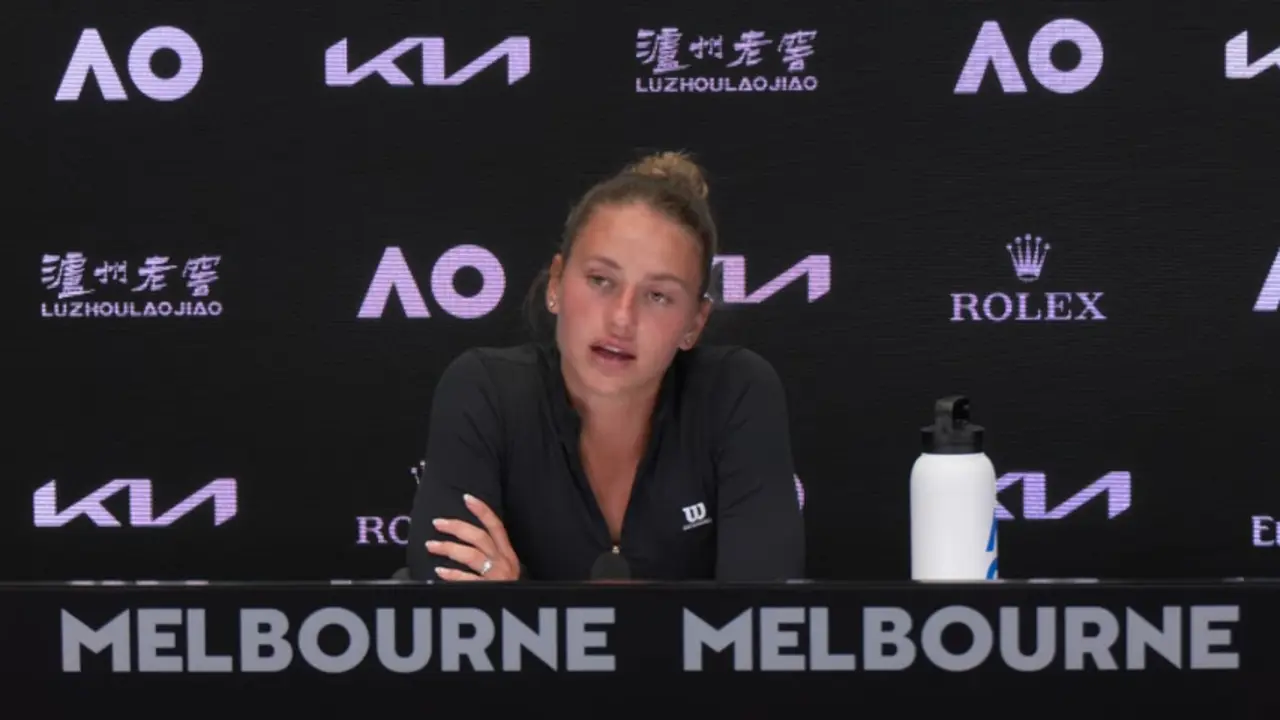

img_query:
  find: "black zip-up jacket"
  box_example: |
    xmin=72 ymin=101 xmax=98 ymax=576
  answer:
xmin=406 ymin=342 xmax=805 ymax=581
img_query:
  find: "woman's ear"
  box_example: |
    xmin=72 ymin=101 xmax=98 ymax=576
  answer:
xmin=679 ymin=297 xmax=713 ymax=350
xmin=545 ymin=254 xmax=564 ymax=314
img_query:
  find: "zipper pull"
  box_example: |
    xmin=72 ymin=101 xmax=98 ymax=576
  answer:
xmin=611 ymin=545 xmax=620 ymax=554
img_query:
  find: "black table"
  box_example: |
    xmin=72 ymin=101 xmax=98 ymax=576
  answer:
xmin=2 ymin=579 xmax=1274 ymax=714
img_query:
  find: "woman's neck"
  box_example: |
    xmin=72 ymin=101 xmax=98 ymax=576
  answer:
xmin=561 ymin=364 xmax=658 ymax=448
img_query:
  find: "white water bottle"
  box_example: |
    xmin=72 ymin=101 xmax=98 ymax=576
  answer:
xmin=910 ymin=395 xmax=998 ymax=581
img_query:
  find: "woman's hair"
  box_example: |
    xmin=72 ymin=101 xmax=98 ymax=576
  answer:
xmin=525 ymin=151 xmax=720 ymax=331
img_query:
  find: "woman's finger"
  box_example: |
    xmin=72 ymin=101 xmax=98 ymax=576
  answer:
xmin=463 ymin=494 xmax=516 ymax=559
xmin=432 ymin=518 xmax=498 ymax=558
xmin=434 ymin=567 xmax=480 ymax=582
xmin=425 ymin=540 xmax=489 ymax=574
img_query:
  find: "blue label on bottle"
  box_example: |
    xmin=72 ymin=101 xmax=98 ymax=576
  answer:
xmin=985 ymin=513 xmax=999 ymax=580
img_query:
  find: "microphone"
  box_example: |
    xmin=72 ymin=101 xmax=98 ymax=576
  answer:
xmin=590 ymin=551 xmax=631 ymax=582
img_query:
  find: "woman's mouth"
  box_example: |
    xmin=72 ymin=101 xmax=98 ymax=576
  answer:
xmin=590 ymin=343 xmax=636 ymax=363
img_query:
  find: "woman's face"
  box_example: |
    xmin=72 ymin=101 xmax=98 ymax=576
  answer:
xmin=548 ymin=201 xmax=710 ymax=401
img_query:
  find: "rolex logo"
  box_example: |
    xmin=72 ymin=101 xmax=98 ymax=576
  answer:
xmin=1006 ymin=234 xmax=1049 ymax=283
xmin=949 ymin=234 xmax=1106 ymax=323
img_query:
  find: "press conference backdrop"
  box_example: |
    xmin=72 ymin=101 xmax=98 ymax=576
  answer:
xmin=9 ymin=0 xmax=1278 ymax=581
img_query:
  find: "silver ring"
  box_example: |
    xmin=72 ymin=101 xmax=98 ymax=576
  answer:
xmin=479 ymin=558 xmax=493 ymax=576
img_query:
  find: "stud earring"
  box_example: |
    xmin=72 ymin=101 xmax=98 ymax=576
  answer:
xmin=548 ymin=298 xmax=556 ymax=310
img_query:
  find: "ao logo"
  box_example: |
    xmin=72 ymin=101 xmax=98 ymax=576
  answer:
xmin=955 ymin=19 xmax=1103 ymax=95
xmin=358 ymin=246 xmax=506 ymax=319
xmin=1256 ymin=248 xmax=1280 ymax=313
xmin=56 ymin=27 xmax=203 ymax=102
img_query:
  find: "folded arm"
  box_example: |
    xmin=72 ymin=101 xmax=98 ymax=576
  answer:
xmin=712 ymin=349 xmax=806 ymax=581
xmin=406 ymin=351 xmax=506 ymax=581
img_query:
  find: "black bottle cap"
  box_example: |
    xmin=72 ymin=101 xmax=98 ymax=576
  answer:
xmin=921 ymin=395 xmax=985 ymax=454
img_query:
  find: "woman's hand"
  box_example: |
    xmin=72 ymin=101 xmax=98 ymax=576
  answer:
xmin=425 ymin=493 xmax=521 ymax=581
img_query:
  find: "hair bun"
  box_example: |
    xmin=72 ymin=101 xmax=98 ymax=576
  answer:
xmin=627 ymin=151 xmax=709 ymax=200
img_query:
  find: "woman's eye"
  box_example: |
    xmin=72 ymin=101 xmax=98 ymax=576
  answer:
xmin=649 ymin=291 xmax=669 ymax=304
xmin=588 ymin=275 xmax=610 ymax=288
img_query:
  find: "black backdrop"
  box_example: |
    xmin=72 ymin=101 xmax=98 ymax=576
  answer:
xmin=10 ymin=0 xmax=1279 ymax=581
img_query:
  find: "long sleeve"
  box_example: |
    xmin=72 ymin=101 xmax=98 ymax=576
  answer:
xmin=406 ymin=350 xmax=506 ymax=581
xmin=711 ymin=349 xmax=806 ymax=581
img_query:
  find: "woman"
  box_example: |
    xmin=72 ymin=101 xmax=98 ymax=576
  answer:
xmin=406 ymin=151 xmax=805 ymax=582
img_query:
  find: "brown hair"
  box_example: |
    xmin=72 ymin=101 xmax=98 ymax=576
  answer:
xmin=527 ymin=152 xmax=720 ymax=329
